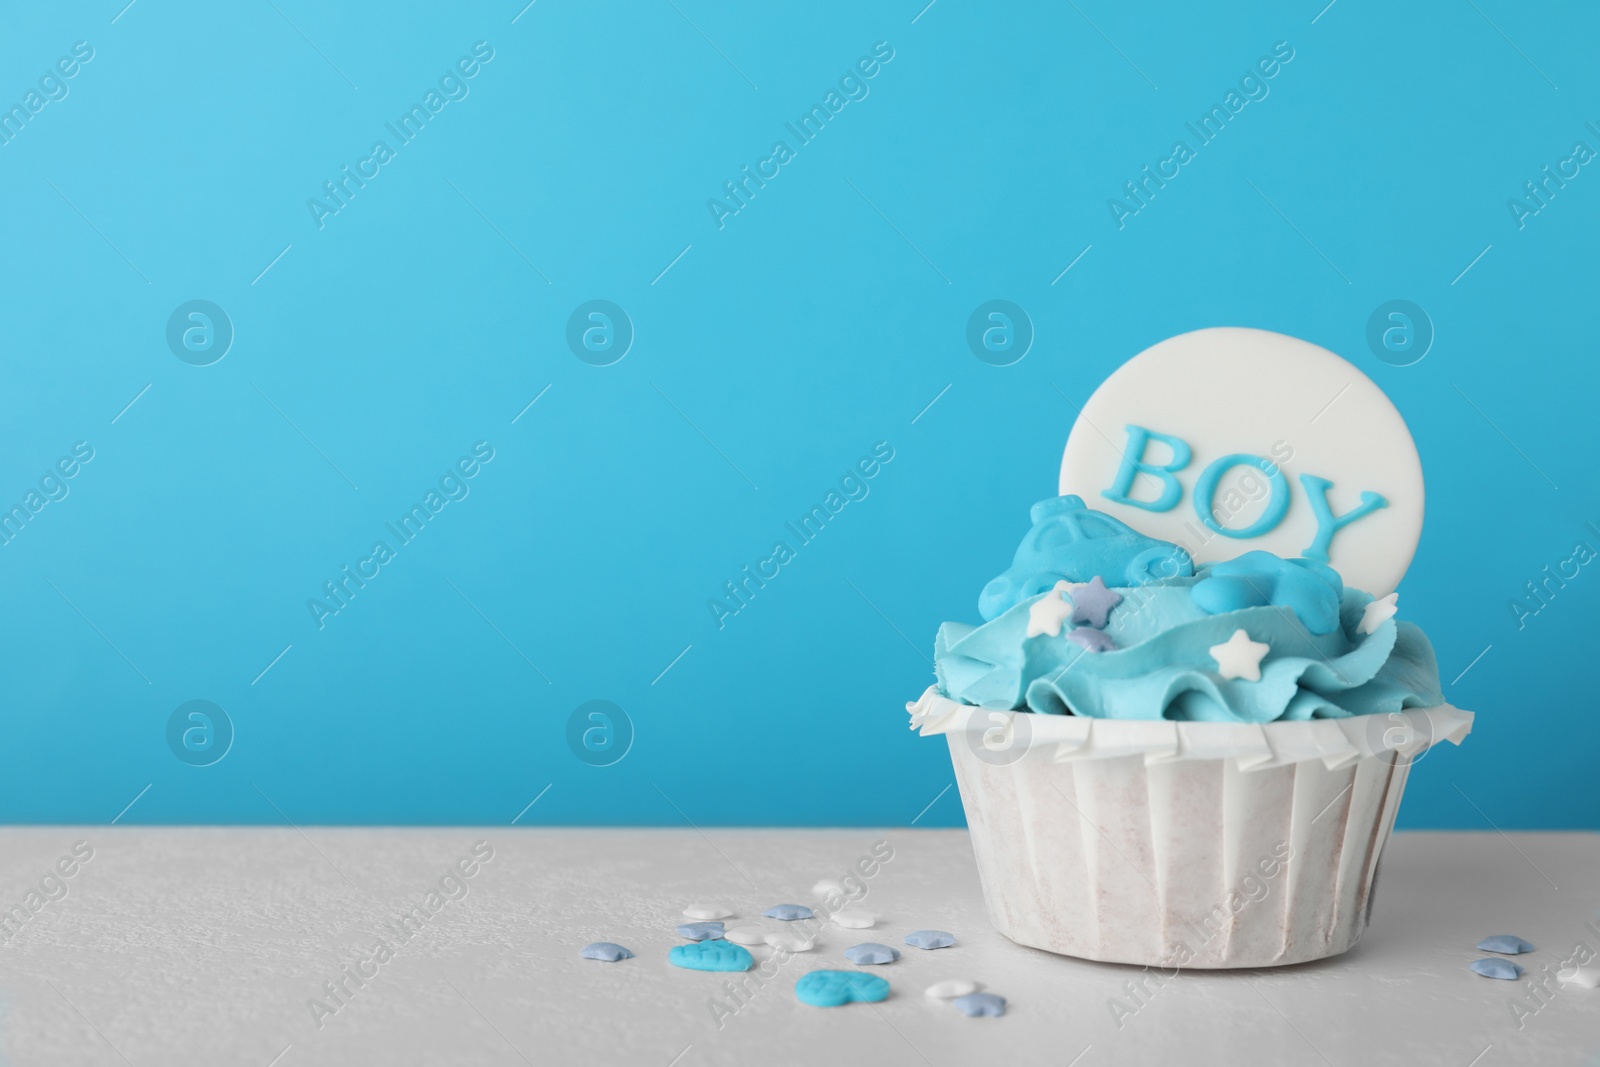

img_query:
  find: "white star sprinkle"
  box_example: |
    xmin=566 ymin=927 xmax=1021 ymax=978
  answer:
xmin=1209 ymin=629 xmax=1271 ymax=682
xmin=1026 ymin=583 xmax=1074 ymax=638
xmin=1358 ymin=592 xmax=1398 ymax=635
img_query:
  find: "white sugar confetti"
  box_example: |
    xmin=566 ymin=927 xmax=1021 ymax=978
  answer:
xmin=829 ymin=908 xmax=878 ymax=929
xmin=724 ymin=925 xmax=766 ymax=946
xmin=926 ymin=979 xmax=980 ymax=999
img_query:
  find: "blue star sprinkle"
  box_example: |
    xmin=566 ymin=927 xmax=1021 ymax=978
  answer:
xmin=951 ymin=992 xmax=1007 ymax=1016
xmin=843 ymin=942 xmax=900 ymax=965
xmin=763 ymin=904 xmax=814 ymax=921
xmin=1469 ymin=958 xmax=1524 ymax=980
xmin=676 ymin=921 xmax=726 ymax=941
xmin=904 ymin=930 xmax=956 ymax=950
xmin=579 ymin=942 xmax=634 ymax=962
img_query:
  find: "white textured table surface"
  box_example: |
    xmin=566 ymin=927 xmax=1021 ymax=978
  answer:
xmin=0 ymin=828 xmax=1595 ymax=1066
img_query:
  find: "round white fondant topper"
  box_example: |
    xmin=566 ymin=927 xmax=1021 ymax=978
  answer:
xmin=1059 ymin=327 xmax=1423 ymax=596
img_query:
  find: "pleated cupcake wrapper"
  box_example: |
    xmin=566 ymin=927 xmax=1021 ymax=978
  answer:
xmin=909 ymin=687 xmax=1474 ymax=968
xmin=907 ymin=686 xmax=1473 ymax=770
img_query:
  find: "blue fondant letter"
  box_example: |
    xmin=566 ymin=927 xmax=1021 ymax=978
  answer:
xmin=1298 ymin=474 xmax=1387 ymax=561
xmin=1192 ymin=454 xmax=1290 ymax=538
xmin=1101 ymin=425 xmax=1192 ymax=513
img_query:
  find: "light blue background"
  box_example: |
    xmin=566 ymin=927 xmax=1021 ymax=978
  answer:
xmin=0 ymin=0 xmax=1594 ymax=828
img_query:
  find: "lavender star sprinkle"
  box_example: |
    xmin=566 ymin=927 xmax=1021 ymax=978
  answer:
xmin=1065 ymin=627 xmax=1116 ymax=653
xmin=1067 ymin=576 xmax=1123 ymax=629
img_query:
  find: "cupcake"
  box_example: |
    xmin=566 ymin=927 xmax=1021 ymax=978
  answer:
xmin=908 ymin=328 xmax=1473 ymax=968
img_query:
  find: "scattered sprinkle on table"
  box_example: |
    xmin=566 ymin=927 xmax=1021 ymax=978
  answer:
xmin=795 ymin=970 xmax=890 ymax=1007
xmin=905 ymin=930 xmax=956 ymax=950
xmin=844 ymin=942 xmax=900 ymax=965
xmin=765 ymin=930 xmax=815 ymax=952
xmin=670 ymin=940 xmax=753 ymax=972
xmin=829 ymin=908 xmax=877 ymax=929
xmin=724 ymin=925 xmax=766 ymax=946
xmin=682 ymin=903 xmax=732 ymax=920
xmin=1470 ymin=958 xmax=1524 ymax=980
xmin=579 ymin=942 xmax=633 ymax=962
xmin=926 ymin=979 xmax=980 ymax=999
xmin=1559 ymin=966 xmax=1599 ymax=989
xmin=952 ymin=992 xmax=1007 ymax=1017
xmin=1477 ymin=935 xmax=1535 ymax=954
xmin=764 ymin=904 xmax=814 ymax=921
xmin=676 ymin=921 xmax=725 ymax=941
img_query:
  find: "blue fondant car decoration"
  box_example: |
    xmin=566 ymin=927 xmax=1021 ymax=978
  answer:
xmin=978 ymin=495 xmax=1194 ymax=621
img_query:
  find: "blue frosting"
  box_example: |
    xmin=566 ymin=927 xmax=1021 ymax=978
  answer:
xmin=936 ymin=502 xmax=1444 ymax=723
xmin=977 ymin=496 xmax=1194 ymax=621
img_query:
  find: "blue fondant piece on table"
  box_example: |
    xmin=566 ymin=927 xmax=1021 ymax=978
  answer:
xmin=763 ymin=904 xmax=814 ymax=921
xmin=1067 ymin=576 xmax=1123 ymax=628
xmin=904 ymin=930 xmax=956 ymax=950
xmin=978 ymin=496 xmax=1194 ymax=621
xmin=951 ymin=992 xmax=1007 ymax=1016
xmin=1469 ymin=957 xmax=1524 ymax=980
xmin=579 ymin=942 xmax=634 ymax=962
xmin=844 ymin=942 xmax=900 ymax=965
xmin=1477 ymin=935 xmax=1535 ymax=954
xmin=676 ymin=921 xmax=725 ymax=941
xmin=794 ymin=969 xmax=890 ymax=1007
xmin=1065 ymin=627 xmax=1116 ymax=653
xmin=1189 ymin=550 xmax=1344 ymax=635
xmin=669 ymin=939 xmax=753 ymax=972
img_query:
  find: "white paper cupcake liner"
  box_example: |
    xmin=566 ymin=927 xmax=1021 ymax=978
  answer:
xmin=907 ymin=686 xmax=1473 ymax=968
